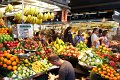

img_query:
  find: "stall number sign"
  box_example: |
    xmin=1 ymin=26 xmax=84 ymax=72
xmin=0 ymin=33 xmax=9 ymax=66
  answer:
xmin=17 ymin=24 xmax=33 ymax=38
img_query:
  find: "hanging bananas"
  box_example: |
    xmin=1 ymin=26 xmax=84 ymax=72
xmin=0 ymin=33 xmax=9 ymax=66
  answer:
xmin=5 ymin=4 xmax=13 ymax=12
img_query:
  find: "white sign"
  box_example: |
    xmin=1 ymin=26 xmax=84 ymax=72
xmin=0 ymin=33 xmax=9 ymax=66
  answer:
xmin=17 ymin=24 xmax=33 ymax=38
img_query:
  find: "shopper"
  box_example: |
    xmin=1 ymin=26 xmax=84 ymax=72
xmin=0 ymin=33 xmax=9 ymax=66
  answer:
xmin=87 ymin=31 xmax=92 ymax=48
xmin=99 ymin=29 xmax=103 ymax=45
xmin=91 ymin=28 xmax=103 ymax=48
xmin=99 ymin=29 xmax=103 ymax=37
xmin=48 ymin=29 xmax=58 ymax=43
xmin=64 ymin=27 xmax=73 ymax=45
xmin=102 ymin=30 xmax=109 ymax=47
xmin=73 ymin=30 xmax=84 ymax=46
xmin=48 ymin=53 xmax=75 ymax=80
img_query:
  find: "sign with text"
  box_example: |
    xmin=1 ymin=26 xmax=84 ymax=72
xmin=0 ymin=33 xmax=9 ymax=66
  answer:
xmin=17 ymin=24 xmax=33 ymax=38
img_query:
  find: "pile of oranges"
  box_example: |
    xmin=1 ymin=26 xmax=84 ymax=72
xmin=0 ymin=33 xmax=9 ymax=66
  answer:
xmin=0 ymin=28 xmax=9 ymax=34
xmin=92 ymin=64 xmax=120 ymax=80
xmin=0 ymin=50 xmax=20 ymax=71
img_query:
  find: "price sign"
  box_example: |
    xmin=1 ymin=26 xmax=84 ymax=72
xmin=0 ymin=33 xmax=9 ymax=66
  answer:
xmin=17 ymin=24 xmax=33 ymax=38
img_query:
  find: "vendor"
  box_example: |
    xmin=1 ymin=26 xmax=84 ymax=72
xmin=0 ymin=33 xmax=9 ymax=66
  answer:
xmin=48 ymin=53 xmax=75 ymax=80
xmin=73 ymin=30 xmax=84 ymax=46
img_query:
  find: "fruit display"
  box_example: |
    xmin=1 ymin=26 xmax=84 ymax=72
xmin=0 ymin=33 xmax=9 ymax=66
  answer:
xmin=76 ymin=41 xmax=87 ymax=51
xmin=31 ymin=60 xmax=52 ymax=73
xmin=13 ymin=49 xmax=24 ymax=54
xmin=95 ymin=44 xmax=112 ymax=58
xmin=0 ymin=18 xmax=5 ymax=27
xmin=5 ymin=4 xmax=13 ymax=13
xmin=78 ymin=48 xmax=102 ymax=66
xmin=0 ymin=28 xmax=9 ymax=34
xmin=23 ymin=39 xmax=39 ymax=50
xmin=4 ymin=41 xmax=19 ymax=50
xmin=14 ymin=7 xmax=55 ymax=24
xmin=10 ymin=65 xmax=36 ymax=79
xmin=102 ymin=53 xmax=120 ymax=70
xmin=50 ymin=38 xmax=66 ymax=54
xmin=0 ymin=34 xmax=13 ymax=43
xmin=92 ymin=64 xmax=120 ymax=80
xmin=60 ymin=45 xmax=80 ymax=58
xmin=0 ymin=51 xmax=20 ymax=71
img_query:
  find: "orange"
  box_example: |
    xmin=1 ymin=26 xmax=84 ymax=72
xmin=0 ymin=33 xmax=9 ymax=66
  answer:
xmin=101 ymin=73 xmax=104 ymax=77
xmin=103 ymin=68 xmax=106 ymax=71
xmin=117 ymin=76 xmax=120 ymax=79
xmin=0 ymin=57 xmax=4 ymax=61
xmin=3 ymin=64 xmax=7 ymax=68
xmin=12 ymin=61 xmax=17 ymax=66
xmin=4 ymin=53 xmax=9 ymax=57
xmin=110 ymin=74 xmax=114 ymax=77
xmin=6 ymin=54 xmax=12 ymax=59
xmin=107 ymin=73 xmax=111 ymax=76
xmin=116 ymin=73 xmax=119 ymax=76
xmin=105 ymin=76 xmax=109 ymax=79
xmin=13 ymin=56 xmax=18 ymax=60
xmin=7 ymin=60 xmax=11 ymax=65
xmin=12 ymin=66 xmax=17 ymax=71
xmin=4 ymin=51 xmax=8 ymax=54
xmin=10 ymin=57 xmax=15 ymax=61
xmin=7 ymin=66 xmax=12 ymax=70
xmin=98 ymin=71 xmax=102 ymax=74
xmin=113 ymin=77 xmax=117 ymax=80
xmin=107 ymin=69 xmax=110 ymax=72
xmin=4 ymin=58 xmax=8 ymax=63
xmin=103 ymin=71 xmax=107 ymax=74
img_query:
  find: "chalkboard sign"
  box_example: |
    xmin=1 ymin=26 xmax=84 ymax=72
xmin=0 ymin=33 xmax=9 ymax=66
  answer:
xmin=51 ymin=0 xmax=68 ymax=5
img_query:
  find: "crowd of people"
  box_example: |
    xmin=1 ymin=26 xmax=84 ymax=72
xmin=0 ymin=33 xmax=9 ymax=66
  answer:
xmin=34 ymin=27 xmax=109 ymax=48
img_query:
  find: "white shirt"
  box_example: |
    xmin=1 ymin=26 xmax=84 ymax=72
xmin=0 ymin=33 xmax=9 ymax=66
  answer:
xmin=91 ymin=33 xmax=100 ymax=48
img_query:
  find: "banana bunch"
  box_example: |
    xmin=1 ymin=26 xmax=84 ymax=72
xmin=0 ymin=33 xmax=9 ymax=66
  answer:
xmin=51 ymin=12 xmax=55 ymax=19
xmin=43 ymin=13 xmax=48 ymax=21
xmin=51 ymin=38 xmax=66 ymax=54
xmin=0 ymin=11 xmax=3 ymax=18
xmin=14 ymin=12 xmax=22 ymax=20
xmin=5 ymin=4 xmax=13 ymax=12
xmin=37 ymin=12 xmax=43 ymax=19
xmin=31 ymin=61 xmax=49 ymax=73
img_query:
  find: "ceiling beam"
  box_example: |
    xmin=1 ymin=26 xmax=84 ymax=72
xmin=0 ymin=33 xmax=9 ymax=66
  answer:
xmin=72 ymin=1 xmax=120 ymax=9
